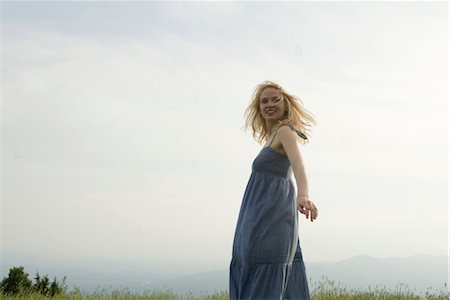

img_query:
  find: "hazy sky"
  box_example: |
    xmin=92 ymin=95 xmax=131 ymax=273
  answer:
xmin=2 ymin=1 xmax=448 ymax=275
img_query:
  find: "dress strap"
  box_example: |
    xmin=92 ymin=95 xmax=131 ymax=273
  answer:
xmin=287 ymin=124 xmax=308 ymax=140
xmin=282 ymin=124 xmax=308 ymax=140
xmin=268 ymin=124 xmax=308 ymax=146
xmin=268 ymin=131 xmax=277 ymax=147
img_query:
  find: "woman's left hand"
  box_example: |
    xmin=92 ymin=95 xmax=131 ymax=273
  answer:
xmin=297 ymin=195 xmax=318 ymax=222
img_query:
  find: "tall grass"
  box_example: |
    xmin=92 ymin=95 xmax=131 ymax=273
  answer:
xmin=1 ymin=276 xmax=448 ymax=299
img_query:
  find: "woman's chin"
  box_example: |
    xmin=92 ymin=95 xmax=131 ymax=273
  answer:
xmin=265 ymin=115 xmax=282 ymax=120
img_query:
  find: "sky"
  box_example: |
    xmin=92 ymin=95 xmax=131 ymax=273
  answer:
xmin=1 ymin=1 xmax=448 ymax=276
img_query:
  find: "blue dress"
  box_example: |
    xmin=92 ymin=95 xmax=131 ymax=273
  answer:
xmin=229 ymin=124 xmax=310 ymax=300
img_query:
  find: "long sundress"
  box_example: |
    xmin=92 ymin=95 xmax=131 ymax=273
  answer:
xmin=229 ymin=124 xmax=310 ymax=300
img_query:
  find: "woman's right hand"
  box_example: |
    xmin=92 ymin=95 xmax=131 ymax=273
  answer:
xmin=297 ymin=195 xmax=318 ymax=222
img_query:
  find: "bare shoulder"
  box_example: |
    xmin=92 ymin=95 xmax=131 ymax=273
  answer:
xmin=269 ymin=125 xmax=300 ymax=154
xmin=276 ymin=125 xmax=298 ymax=147
xmin=277 ymin=124 xmax=297 ymax=137
xmin=278 ymin=124 xmax=308 ymax=141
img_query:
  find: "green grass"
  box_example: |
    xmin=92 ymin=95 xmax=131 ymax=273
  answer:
xmin=1 ymin=276 xmax=449 ymax=299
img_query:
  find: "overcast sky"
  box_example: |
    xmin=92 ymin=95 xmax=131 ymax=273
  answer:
xmin=1 ymin=1 xmax=448 ymax=275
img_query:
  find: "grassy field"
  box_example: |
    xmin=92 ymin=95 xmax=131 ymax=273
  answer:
xmin=1 ymin=277 xmax=449 ymax=299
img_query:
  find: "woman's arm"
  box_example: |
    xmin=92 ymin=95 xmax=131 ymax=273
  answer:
xmin=277 ymin=126 xmax=309 ymax=197
xmin=277 ymin=125 xmax=318 ymax=221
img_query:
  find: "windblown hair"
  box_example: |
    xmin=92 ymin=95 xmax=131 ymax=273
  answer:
xmin=243 ymin=80 xmax=317 ymax=145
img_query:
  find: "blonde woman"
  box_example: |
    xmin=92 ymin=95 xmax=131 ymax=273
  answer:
xmin=229 ymin=80 xmax=318 ymax=299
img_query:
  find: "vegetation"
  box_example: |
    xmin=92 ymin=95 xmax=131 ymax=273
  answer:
xmin=1 ymin=266 xmax=448 ymax=299
xmin=0 ymin=266 xmax=67 ymax=297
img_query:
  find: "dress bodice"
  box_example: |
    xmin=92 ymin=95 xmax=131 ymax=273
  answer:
xmin=252 ymin=147 xmax=292 ymax=178
xmin=251 ymin=124 xmax=307 ymax=179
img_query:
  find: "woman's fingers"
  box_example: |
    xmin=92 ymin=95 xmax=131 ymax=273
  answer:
xmin=310 ymin=202 xmax=318 ymax=221
xmin=306 ymin=200 xmax=313 ymax=219
xmin=297 ymin=200 xmax=318 ymax=221
xmin=297 ymin=199 xmax=319 ymax=222
xmin=297 ymin=203 xmax=307 ymax=215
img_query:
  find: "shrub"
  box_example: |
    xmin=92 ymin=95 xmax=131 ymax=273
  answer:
xmin=0 ymin=266 xmax=33 ymax=296
xmin=0 ymin=265 xmax=67 ymax=297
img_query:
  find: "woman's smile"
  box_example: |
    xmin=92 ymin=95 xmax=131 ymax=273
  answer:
xmin=260 ymin=87 xmax=286 ymax=122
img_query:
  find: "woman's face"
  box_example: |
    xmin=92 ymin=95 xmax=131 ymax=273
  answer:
xmin=259 ymin=87 xmax=286 ymax=122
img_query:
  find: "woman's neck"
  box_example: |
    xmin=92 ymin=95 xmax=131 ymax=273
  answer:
xmin=266 ymin=121 xmax=278 ymax=135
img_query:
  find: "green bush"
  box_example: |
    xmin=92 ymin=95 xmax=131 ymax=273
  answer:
xmin=0 ymin=265 xmax=67 ymax=297
xmin=0 ymin=266 xmax=33 ymax=296
xmin=34 ymin=271 xmax=68 ymax=297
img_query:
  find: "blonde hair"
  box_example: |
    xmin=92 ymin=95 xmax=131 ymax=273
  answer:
xmin=243 ymin=80 xmax=317 ymax=145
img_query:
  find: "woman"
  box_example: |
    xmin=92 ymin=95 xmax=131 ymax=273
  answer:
xmin=229 ymin=80 xmax=319 ymax=300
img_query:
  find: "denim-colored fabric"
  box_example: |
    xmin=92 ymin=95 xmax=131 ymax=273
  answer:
xmin=229 ymin=126 xmax=310 ymax=300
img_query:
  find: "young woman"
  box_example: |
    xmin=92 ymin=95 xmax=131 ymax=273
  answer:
xmin=229 ymin=80 xmax=319 ymax=299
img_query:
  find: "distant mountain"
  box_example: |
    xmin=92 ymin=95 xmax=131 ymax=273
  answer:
xmin=149 ymin=254 xmax=448 ymax=297
xmin=1 ymin=251 xmax=447 ymax=297
xmin=306 ymin=254 xmax=448 ymax=296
